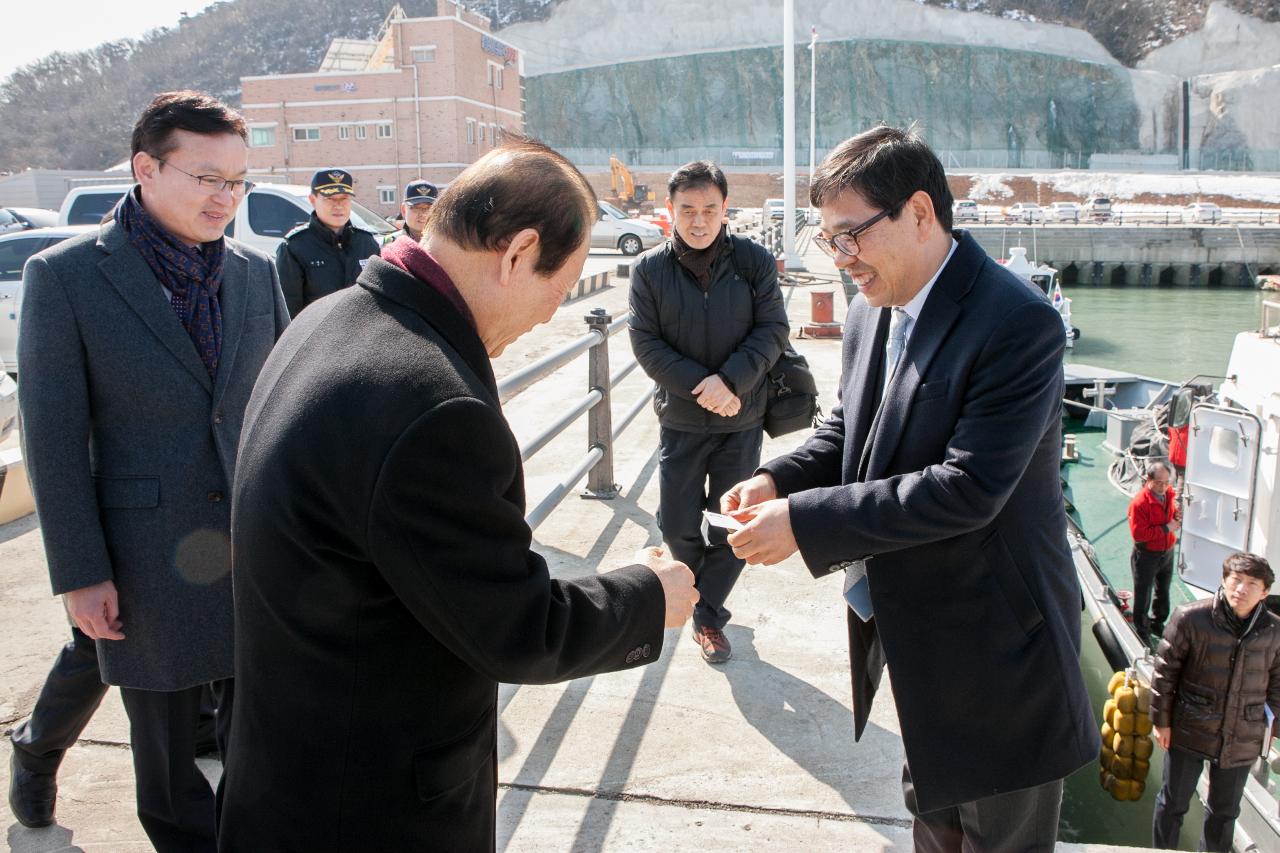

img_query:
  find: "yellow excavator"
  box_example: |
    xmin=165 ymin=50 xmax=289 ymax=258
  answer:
xmin=609 ymin=156 xmax=654 ymax=212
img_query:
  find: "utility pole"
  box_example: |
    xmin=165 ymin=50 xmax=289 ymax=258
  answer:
xmin=782 ymin=0 xmax=802 ymax=270
xmin=808 ymin=25 xmax=817 ymax=213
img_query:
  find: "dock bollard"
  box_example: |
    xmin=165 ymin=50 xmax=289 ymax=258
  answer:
xmin=801 ymin=290 xmax=843 ymax=339
xmin=616 ymin=263 xmax=630 ymax=279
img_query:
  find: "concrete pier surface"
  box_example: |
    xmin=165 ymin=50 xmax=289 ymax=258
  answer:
xmin=3 ymin=243 xmax=1147 ymax=851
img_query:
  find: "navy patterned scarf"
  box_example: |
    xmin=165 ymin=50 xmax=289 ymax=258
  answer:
xmin=115 ymin=188 xmax=224 ymax=378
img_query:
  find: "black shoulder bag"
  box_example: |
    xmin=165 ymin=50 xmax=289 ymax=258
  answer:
xmin=730 ymin=236 xmax=822 ymax=438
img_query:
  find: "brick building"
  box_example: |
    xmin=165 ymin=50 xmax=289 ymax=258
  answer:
xmin=240 ymin=1 xmax=523 ymax=217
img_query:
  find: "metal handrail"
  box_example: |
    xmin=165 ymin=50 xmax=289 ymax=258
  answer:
xmin=497 ymin=314 xmax=633 ymax=404
xmin=519 ymin=389 xmax=602 ymax=463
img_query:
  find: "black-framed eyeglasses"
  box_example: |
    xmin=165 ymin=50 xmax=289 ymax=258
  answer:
xmin=813 ymin=204 xmax=900 ymax=258
xmin=156 ymin=158 xmax=254 ymax=197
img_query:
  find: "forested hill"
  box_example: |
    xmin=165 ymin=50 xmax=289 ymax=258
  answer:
xmin=0 ymin=0 xmax=1271 ymax=171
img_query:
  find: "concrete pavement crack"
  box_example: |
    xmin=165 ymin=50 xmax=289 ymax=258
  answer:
xmin=497 ymin=782 xmax=913 ymax=828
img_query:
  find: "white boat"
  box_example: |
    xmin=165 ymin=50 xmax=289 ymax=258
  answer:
xmin=1064 ymin=299 xmax=1280 ymax=852
xmin=1001 ymin=246 xmax=1079 ymax=348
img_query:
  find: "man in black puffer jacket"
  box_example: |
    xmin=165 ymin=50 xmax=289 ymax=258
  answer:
xmin=629 ymin=161 xmax=790 ymax=663
xmin=1151 ymin=551 xmax=1280 ymax=851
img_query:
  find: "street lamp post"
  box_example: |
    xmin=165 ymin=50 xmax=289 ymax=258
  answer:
xmin=808 ymin=26 xmax=817 ymax=204
xmin=782 ymin=0 xmax=802 ymax=270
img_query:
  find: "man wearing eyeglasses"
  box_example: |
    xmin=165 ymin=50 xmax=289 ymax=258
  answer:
xmin=275 ymin=168 xmax=382 ymax=318
xmin=14 ymin=91 xmax=288 ymax=850
xmin=722 ymin=126 xmax=1096 ymax=851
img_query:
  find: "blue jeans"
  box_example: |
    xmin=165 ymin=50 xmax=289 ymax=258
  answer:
xmin=1153 ymin=746 xmax=1250 ymax=852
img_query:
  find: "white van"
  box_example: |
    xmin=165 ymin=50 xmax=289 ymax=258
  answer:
xmin=58 ymin=183 xmax=397 ymax=254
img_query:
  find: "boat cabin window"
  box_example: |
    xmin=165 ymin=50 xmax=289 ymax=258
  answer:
xmin=1029 ymin=274 xmax=1051 ymax=295
xmin=1208 ymin=426 xmax=1240 ymax=469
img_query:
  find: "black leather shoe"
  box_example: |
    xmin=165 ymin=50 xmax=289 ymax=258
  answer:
xmin=8 ymin=750 xmax=56 ymax=828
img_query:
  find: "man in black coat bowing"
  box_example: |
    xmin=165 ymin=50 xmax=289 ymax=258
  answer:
xmin=219 ymin=140 xmax=697 ymax=852
xmin=723 ymin=127 xmax=1098 ymax=851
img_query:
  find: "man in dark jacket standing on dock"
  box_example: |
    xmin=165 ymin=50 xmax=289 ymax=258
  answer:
xmin=275 ymin=168 xmax=381 ymax=317
xmin=722 ymin=126 xmax=1098 ymax=850
xmin=1151 ymin=552 xmax=1280 ymax=851
xmin=629 ymin=161 xmax=790 ymax=663
xmin=1129 ymin=460 xmax=1181 ymax=640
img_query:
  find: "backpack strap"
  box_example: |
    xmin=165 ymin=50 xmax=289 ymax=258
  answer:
xmin=729 ymin=234 xmax=760 ymax=297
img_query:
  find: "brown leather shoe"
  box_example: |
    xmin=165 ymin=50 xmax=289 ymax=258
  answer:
xmin=692 ymin=624 xmax=732 ymax=664
xmin=9 ymin=750 xmax=56 ymax=829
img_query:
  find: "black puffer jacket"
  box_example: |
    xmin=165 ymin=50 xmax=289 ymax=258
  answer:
xmin=275 ymin=213 xmax=381 ymax=318
xmin=1151 ymin=594 xmax=1280 ymax=768
xmin=628 ymin=235 xmax=790 ymax=433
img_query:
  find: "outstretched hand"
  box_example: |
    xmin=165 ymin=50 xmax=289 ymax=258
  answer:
xmin=637 ymin=547 xmax=699 ymax=628
xmin=726 ymin=498 xmax=798 ymax=566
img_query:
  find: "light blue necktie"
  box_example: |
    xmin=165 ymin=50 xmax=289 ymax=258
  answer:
xmin=846 ymin=307 xmax=911 ymax=621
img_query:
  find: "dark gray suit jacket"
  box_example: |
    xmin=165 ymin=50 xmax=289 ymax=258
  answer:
xmin=760 ymin=232 xmax=1099 ymax=812
xmin=17 ymin=219 xmax=288 ymax=690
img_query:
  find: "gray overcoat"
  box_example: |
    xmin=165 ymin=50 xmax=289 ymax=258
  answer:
xmin=17 ymin=219 xmax=288 ymax=690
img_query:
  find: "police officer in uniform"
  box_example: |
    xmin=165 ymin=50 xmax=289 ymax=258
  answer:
xmin=276 ymin=168 xmax=381 ymax=317
xmin=400 ymin=179 xmax=437 ymax=242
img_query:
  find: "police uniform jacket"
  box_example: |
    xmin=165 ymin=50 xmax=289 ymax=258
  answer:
xmin=219 ymin=256 xmax=666 ymax=851
xmin=275 ymin=212 xmax=380 ymax=317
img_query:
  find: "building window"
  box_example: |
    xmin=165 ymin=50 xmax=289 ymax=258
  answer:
xmin=411 ymin=45 xmax=436 ymax=63
xmin=338 ymin=125 xmax=350 ymax=141
xmin=355 ymin=125 xmax=367 ymax=140
xmin=491 ymin=123 xmax=500 ymax=145
xmin=292 ymin=127 xmax=320 ymax=143
xmin=466 ymin=119 xmax=476 ymax=145
xmin=487 ymin=62 xmax=504 ymax=90
xmin=478 ymin=123 xmax=485 ymax=143
xmin=377 ymin=186 xmax=396 ymax=205
xmin=376 ymin=122 xmax=393 ymax=140
xmin=249 ymin=127 xmax=276 ymax=147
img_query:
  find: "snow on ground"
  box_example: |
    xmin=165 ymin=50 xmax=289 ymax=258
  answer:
xmin=963 ymin=170 xmax=1280 ymax=204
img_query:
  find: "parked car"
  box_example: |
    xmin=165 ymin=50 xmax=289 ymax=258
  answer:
xmin=1003 ymin=202 xmax=1044 ymax=224
xmin=1046 ymin=201 xmax=1080 ymax=223
xmin=1084 ymin=197 xmax=1113 ymax=221
xmin=592 ymin=200 xmax=664 ymax=255
xmin=1183 ymin=201 xmax=1223 ymax=224
xmin=764 ymin=198 xmax=786 ymax=220
xmin=58 ymin=183 xmax=397 ymax=254
xmin=953 ymin=199 xmax=980 ymax=223
xmin=0 ymin=362 xmax=14 ymax=442
xmin=0 ymin=226 xmax=97 ymax=376
xmin=0 ymin=207 xmax=58 ymax=235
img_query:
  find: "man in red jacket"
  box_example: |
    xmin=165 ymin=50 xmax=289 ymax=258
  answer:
xmin=1129 ymin=461 xmax=1181 ymax=640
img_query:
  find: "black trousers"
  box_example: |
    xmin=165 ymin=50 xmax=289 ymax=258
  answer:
xmin=903 ymin=763 xmax=1064 ymax=853
xmin=1131 ymin=545 xmax=1175 ymax=638
xmin=10 ymin=628 xmax=219 ymax=775
xmin=657 ymin=425 xmax=763 ymax=630
xmin=9 ymin=627 xmax=109 ymax=775
xmin=119 ymin=678 xmax=234 ymax=853
xmin=1153 ymin=746 xmax=1250 ymax=852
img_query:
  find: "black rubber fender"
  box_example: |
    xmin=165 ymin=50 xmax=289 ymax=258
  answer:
xmin=1092 ymin=618 xmax=1129 ymax=672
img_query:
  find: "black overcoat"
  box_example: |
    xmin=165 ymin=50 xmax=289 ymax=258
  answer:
xmin=760 ymin=232 xmax=1099 ymax=812
xmin=219 ymin=257 xmax=666 ymax=851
